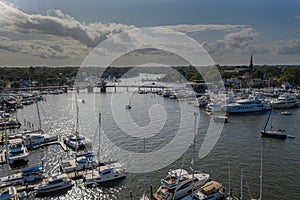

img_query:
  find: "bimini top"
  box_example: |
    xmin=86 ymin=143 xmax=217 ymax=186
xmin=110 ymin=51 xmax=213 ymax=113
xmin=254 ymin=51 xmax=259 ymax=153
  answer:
xmin=22 ymin=165 xmax=43 ymax=174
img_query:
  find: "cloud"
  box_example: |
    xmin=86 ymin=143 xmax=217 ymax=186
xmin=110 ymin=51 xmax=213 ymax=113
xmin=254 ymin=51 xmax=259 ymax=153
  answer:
xmin=0 ymin=1 xmax=135 ymax=47
xmin=274 ymin=39 xmax=300 ymax=55
xmin=162 ymin=24 xmax=249 ymax=33
xmin=202 ymin=28 xmax=260 ymax=55
xmin=0 ymin=36 xmax=88 ymax=59
xmin=295 ymin=16 xmax=300 ymax=19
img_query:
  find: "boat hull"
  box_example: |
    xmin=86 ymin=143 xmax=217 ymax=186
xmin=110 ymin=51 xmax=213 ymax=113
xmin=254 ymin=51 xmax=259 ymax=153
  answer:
xmin=35 ymin=182 xmax=74 ymax=194
xmin=261 ymin=131 xmax=287 ymax=139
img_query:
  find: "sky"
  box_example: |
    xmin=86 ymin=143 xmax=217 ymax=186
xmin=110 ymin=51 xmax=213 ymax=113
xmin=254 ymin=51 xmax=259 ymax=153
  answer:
xmin=0 ymin=0 xmax=300 ymax=66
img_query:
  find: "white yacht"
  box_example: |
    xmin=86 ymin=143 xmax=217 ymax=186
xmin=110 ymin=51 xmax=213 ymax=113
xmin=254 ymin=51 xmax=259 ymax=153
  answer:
xmin=60 ymin=152 xmax=99 ymax=173
xmin=153 ymin=169 xmax=210 ymax=200
xmin=181 ymin=180 xmax=225 ymax=200
xmin=64 ymin=134 xmax=92 ymax=150
xmin=34 ymin=174 xmax=73 ymax=194
xmin=224 ymin=96 xmax=270 ymax=114
xmin=7 ymin=139 xmax=29 ymax=165
xmin=271 ymin=95 xmax=299 ymax=108
xmin=83 ymin=162 xmax=126 ymax=185
xmin=23 ymin=131 xmax=58 ymax=149
xmin=0 ymin=165 xmax=44 ymax=188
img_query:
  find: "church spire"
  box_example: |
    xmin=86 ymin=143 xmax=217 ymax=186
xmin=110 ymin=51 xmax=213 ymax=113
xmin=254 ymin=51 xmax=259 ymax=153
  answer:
xmin=249 ymin=53 xmax=254 ymax=71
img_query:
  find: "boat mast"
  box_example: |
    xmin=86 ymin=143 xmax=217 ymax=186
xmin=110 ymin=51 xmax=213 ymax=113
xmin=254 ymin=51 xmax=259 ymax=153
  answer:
xmin=35 ymin=98 xmax=42 ymax=131
xmin=75 ymin=93 xmax=79 ymax=135
xmin=240 ymin=170 xmax=243 ymax=200
xmin=98 ymin=113 xmax=101 ymax=166
xmin=4 ymin=104 xmax=9 ymax=167
xmin=228 ymin=161 xmax=231 ymax=197
xmin=263 ymin=109 xmax=272 ymax=131
xmin=259 ymin=147 xmax=263 ymax=200
xmin=192 ymin=112 xmax=198 ymax=196
xmin=143 ymin=138 xmax=146 ymax=198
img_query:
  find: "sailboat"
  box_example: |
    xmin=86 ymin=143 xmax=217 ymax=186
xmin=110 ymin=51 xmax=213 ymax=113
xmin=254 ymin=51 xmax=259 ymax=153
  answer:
xmin=64 ymin=93 xmax=92 ymax=150
xmin=261 ymin=109 xmax=287 ymax=139
xmin=83 ymin=113 xmax=126 ymax=185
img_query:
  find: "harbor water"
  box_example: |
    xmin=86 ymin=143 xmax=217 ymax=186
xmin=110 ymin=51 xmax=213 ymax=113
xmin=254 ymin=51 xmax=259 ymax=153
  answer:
xmin=1 ymin=89 xmax=300 ymax=200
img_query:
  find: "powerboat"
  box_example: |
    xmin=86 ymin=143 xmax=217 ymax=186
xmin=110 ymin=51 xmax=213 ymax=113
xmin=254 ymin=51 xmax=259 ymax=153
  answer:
xmin=224 ymin=96 xmax=270 ymax=114
xmin=83 ymin=162 xmax=126 ymax=185
xmin=64 ymin=134 xmax=92 ymax=150
xmin=0 ymin=186 xmax=18 ymax=200
xmin=34 ymin=174 xmax=73 ymax=194
xmin=181 ymin=180 xmax=225 ymax=200
xmin=60 ymin=152 xmax=99 ymax=173
xmin=153 ymin=169 xmax=210 ymax=200
xmin=271 ymin=95 xmax=299 ymax=108
xmin=281 ymin=111 xmax=292 ymax=115
xmin=7 ymin=139 xmax=29 ymax=165
xmin=21 ymin=165 xmax=45 ymax=182
xmin=23 ymin=131 xmax=58 ymax=149
xmin=0 ymin=165 xmax=44 ymax=188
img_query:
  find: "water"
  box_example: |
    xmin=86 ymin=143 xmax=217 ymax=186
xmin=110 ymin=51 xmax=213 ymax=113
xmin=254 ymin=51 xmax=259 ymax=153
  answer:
xmin=1 ymin=91 xmax=300 ymax=200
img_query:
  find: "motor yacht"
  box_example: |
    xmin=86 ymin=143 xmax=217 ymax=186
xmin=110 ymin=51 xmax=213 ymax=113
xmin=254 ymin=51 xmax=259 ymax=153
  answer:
xmin=34 ymin=174 xmax=73 ymax=194
xmin=7 ymin=139 xmax=29 ymax=165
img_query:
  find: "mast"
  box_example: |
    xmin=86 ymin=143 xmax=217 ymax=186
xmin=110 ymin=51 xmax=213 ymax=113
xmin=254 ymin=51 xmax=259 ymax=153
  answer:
xmin=4 ymin=104 xmax=9 ymax=167
xmin=98 ymin=113 xmax=101 ymax=165
xmin=192 ymin=112 xmax=198 ymax=196
xmin=143 ymin=138 xmax=146 ymax=198
xmin=35 ymin=98 xmax=42 ymax=131
xmin=75 ymin=93 xmax=79 ymax=135
xmin=259 ymin=147 xmax=263 ymax=200
xmin=240 ymin=170 xmax=243 ymax=200
xmin=263 ymin=109 xmax=272 ymax=131
xmin=228 ymin=161 xmax=231 ymax=197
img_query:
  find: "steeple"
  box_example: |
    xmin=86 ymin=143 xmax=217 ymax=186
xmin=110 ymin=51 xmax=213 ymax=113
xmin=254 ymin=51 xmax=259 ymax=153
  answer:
xmin=249 ymin=53 xmax=254 ymax=71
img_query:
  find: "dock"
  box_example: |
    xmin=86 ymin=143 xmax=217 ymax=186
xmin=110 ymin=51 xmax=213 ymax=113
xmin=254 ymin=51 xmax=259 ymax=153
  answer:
xmin=38 ymin=140 xmax=67 ymax=151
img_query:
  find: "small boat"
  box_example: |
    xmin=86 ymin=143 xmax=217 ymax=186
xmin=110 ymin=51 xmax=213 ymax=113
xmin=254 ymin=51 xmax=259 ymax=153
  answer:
xmin=35 ymin=174 xmax=73 ymax=194
xmin=64 ymin=134 xmax=92 ymax=150
xmin=281 ymin=111 xmax=292 ymax=115
xmin=125 ymin=104 xmax=131 ymax=109
xmin=7 ymin=139 xmax=29 ymax=165
xmin=22 ymin=131 xmax=58 ymax=149
xmin=181 ymin=181 xmax=225 ymax=200
xmin=83 ymin=162 xmax=126 ymax=185
xmin=0 ymin=186 xmax=18 ymax=200
xmin=261 ymin=110 xmax=287 ymax=139
xmin=60 ymin=152 xmax=99 ymax=173
xmin=213 ymin=116 xmax=228 ymax=123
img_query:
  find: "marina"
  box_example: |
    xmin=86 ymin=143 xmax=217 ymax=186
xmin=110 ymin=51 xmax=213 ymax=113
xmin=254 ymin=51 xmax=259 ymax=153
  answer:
xmin=0 ymin=82 xmax=300 ymax=199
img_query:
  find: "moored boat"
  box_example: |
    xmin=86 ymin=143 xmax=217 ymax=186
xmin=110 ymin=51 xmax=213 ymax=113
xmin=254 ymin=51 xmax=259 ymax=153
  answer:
xmin=271 ymin=95 xmax=299 ymax=108
xmin=261 ymin=110 xmax=287 ymax=139
xmin=153 ymin=169 xmax=210 ymax=200
xmin=34 ymin=174 xmax=73 ymax=194
xmin=7 ymin=139 xmax=29 ymax=165
xmin=83 ymin=162 xmax=126 ymax=185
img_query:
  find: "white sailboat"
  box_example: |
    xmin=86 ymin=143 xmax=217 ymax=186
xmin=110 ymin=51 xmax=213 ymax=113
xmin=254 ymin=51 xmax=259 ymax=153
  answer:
xmin=83 ymin=113 xmax=126 ymax=185
xmin=64 ymin=93 xmax=91 ymax=150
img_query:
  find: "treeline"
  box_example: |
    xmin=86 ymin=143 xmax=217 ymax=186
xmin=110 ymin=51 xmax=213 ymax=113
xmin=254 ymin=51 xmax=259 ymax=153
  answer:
xmin=1 ymin=65 xmax=300 ymax=89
